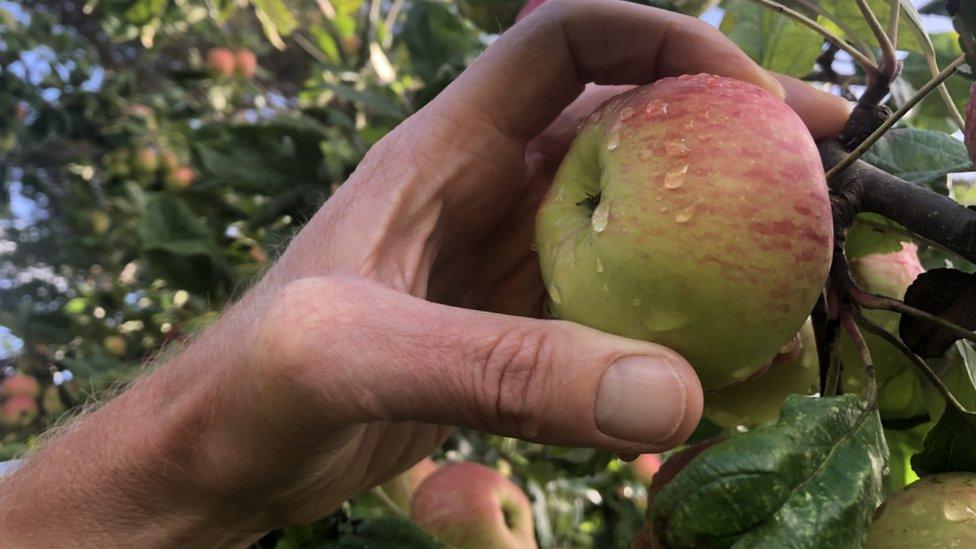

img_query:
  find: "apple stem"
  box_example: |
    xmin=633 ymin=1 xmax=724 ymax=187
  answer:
xmin=840 ymin=304 xmax=877 ymax=402
xmin=851 ymin=290 xmax=976 ymax=349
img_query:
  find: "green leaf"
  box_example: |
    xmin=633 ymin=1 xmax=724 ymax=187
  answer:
xmin=860 ymin=127 xmax=971 ymax=193
xmin=818 ymin=0 xmax=922 ymax=52
xmin=403 ymin=0 xmax=482 ymax=84
xmin=899 ymin=33 xmax=970 ymax=132
xmin=252 ymin=0 xmax=298 ymax=36
xmin=124 ymin=0 xmax=168 ymax=25
xmin=911 ymin=405 xmax=976 ymax=476
xmin=334 ymin=514 xmax=443 ymax=548
xmin=720 ymin=0 xmax=823 ymax=75
xmin=652 ymin=395 xmax=887 ymax=548
xmin=138 ymin=194 xmax=228 ymax=294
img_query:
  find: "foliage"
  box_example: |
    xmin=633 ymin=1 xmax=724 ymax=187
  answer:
xmin=3 ymin=0 xmax=976 ymax=546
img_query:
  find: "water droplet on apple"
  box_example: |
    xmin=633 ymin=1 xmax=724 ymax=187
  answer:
xmin=595 ymin=257 xmax=604 ymax=272
xmin=664 ymin=165 xmax=689 ymax=189
xmin=631 ymin=297 xmax=641 ymax=306
xmin=591 ymin=199 xmax=611 ymax=233
xmin=549 ymin=285 xmax=562 ymax=304
xmin=530 ymin=239 xmax=538 ymax=252
xmin=683 ymin=119 xmax=694 ymax=130
xmin=602 ymin=284 xmax=610 ymax=292
xmin=607 ymin=133 xmax=620 ymax=151
xmin=639 ymin=149 xmax=654 ymax=160
xmin=951 ymin=539 xmax=963 ymax=547
xmin=943 ymin=503 xmax=976 ymax=522
xmin=665 ymin=141 xmax=690 ymax=156
xmin=575 ymin=117 xmax=587 ymax=133
xmin=731 ymin=366 xmax=753 ymax=380
xmin=658 ymin=205 xmax=668 ymax=213
xmin=910 ymin=501 xmax=926 ymax=516
xmin=706 ymin=75 xmax=722 ymax=88
xmin=674 ymin=204 xmax=696 ymax=223
xmin=644 ymin=100 xmax=668 ymax=119
xmin=678 ymin=74 xmax=693 ymax=81
xmin=618 ymin=107 xmax=636 ymax=121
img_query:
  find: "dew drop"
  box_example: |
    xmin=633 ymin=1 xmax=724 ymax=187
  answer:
xmin=549 ymin=285 xmax=562 ymax=304
xmin=631 ymin=297 xmax=641 ymax=306
xmin=674 ymin=201 xmax=698 ymax=223
xmin=731 ymin=366 xmax=753 ymax=380
xmin=530 ymin=239 xmax=538 ymax=252
xmin=665 ymin=141 xmax=690 ymax=156
xmin=607 ymin=133 xmax=620 ymax=151
xmin=664 ymin=165 xmax=689 ymax=189
xmin=706 ymin=75 xmax=721 ymax=88
xmin=658 ymin=205 xmax=668 ymax=213
xmin=644 ymin=100 xmax=668 ymax=119
xmin=575 ymin=117 xmax=587 ymax=133
xmin=591 ymin=199 xmax=611 ymax=233
xmin=596 ymin=257 xmax=604 ymax=273
xmin=639 ymin=149 xmax=654 ymax=160
xmin=943 ymin=503 xmax=976 ymax=522
xmin=683 ymin=119 xmax=694 ymax=130
xmin=602 ymin=284 xmax=610 ymax=292
xmin=619 ymin=107 xmax=636 ymax=121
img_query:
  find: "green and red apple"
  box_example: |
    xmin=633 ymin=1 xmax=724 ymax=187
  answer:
xmin=632 ymin=453 xmax=662 ymax=486
xmin=206 ymin=47 xmax=236 ymax=77
xmin=234 ymin=49 xmax=257 ymax=79
xmin=704 ymin=319 xmax=819 ymax=428
xmin=0 ymin=373 xmax=40 ymax=399
xmin=535 ymin=75 xmax=832 ymax=390
xmin=0 ymin=395 xmax=38 ymax=430
xmin=411 ymin=462 xmax=536 ymax=548
xmin=866 ymin=472 xmax=976 ymax=548
xmin=381 ymin=457 xmax=438 ymax=513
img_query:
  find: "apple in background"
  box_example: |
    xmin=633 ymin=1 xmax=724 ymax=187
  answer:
xmin=131 ymin=146 xmax=159 ymax=175
xmin=535 ymin=75 xmax=832 ymax=390
xmin=411 ymin=462 xmax=537 ymax=548
xmin=234 ymin=49 xmax=257 ymax=79
xmin=631 ymin=454 xmax=662 ymax=486
xmin=0 ymin=374 xmax=41 ymax=399
xmin=103 ymin=334 xmax=128 ymax=358
xmin=164 ymin=166 xmax=197 ymax=191
xmin=0 ymin=395 xmax=38 ymax=430
xmin=206 ymin=47 xmax=235 ymax=77
xmin=842 ymin=240 xmax=928 ymax=420
xmin=381 ymin=457 xmax=438 ymax=513
xmin=866 ymin=472 xmax=976 ymax=548
xmin=704 ymin=319 xmax=819 ymax=428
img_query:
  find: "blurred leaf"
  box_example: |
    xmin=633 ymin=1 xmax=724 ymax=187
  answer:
xmin=900 ymin=33 xmax=970 ymax=132
xmin=252 ymin=0 xmax=298 ymax=36
xmin=124 ymin=0 xmax=167 ymax=25
xmin=818 ymin=0 xmax=922 ymax=52
xmin=860 ymin=127 xmax=971 ymax=193
xmin=911 ymin=405 xmax=976 ymax=475
xmin=404 ymin=0 xmax=482 ymax=84
xmin=333 ymin=514 xmax=443 ymax=548
xmin=720 ymin=0 xmax=823 ymax=75
xmin=651 ymin=395 xmax=886 ymax=548
xmin=899 ymin=268 xmax=976 ymax=358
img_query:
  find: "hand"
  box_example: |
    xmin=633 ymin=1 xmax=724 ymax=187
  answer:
xmin=0 ymin=0 xmax=851 ymax=545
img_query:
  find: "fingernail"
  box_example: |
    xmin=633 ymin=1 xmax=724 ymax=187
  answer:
xmin=765 ymin=73 xmax=787 ymax=100
xmin=595 ymin=356 xmax=687 ymax=443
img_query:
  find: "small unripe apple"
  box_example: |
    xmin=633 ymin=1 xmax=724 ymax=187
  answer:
xmin=131 ymin=146 xmax=159 ymax=175
xmin=206 ymin=47 xmax=236 ymax=77
xmin=234 ymin=49 xmax=257 ymax=79
xmin=632 ymin=454 xmax=662 ymax=486
xmin=535 ymin=75 xmax=832 ymax=390
xmin=866 ymin=473 xmax=976 ymax=548
xmin=160 ymin=149 xmax=180 ymax=173
xmin=382 ymin=457 xmax=438 ymax=513
xmin=90 ymin=211 xmax=111 ymax=235
xmin=103 ymin=334 xmax=128 ymax=357
xmin=164 ymin=166 xmax=196 ymax=191
xmin=842 ymin=241 xmax=927 ymax=419
xmin=0 ymin=374 xmax=41 ymax=399
xmin=411 ymin=462 xmax=536 ymax=548
xmin=0 ymin=395 xmax=38 ymax=429
xmin=704 ymin=319 xmax=819 ymax=428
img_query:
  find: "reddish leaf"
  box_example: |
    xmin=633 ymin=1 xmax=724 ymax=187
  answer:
xmin=899 ymin=268 xmax=976 ymax=358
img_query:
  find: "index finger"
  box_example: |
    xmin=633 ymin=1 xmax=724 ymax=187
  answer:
xmin=435 ymin=0 xmax=787 ymax=141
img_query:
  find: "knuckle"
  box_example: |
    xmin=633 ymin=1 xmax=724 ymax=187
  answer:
xmin=475 ymin=325 xmax=555 ymax=438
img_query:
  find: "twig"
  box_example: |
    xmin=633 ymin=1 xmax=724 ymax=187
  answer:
xmin=748 ymin=0 xmax=877 ymax=74
xmin=887 ymin=0 xmax=900 ymax=52
xmin=853 ymin=308 xmax=976 ymax=419
xmin=907 ymin=20 xmax=966 ymax=130
xmin=854 ymin=0 xmax=898 ymax=81
xmin=841 ymin=304 xmax=877 ymax=402
xmin=825 ymin=54 xmax=967 ymax=181
xmin=851 ymin=289 xmax=976 ymax=347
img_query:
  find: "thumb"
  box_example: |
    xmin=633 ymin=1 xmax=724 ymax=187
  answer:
xmin=255 ymin=277 xmax=703 ymax=454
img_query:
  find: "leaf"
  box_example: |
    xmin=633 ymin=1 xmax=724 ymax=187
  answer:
xmin=860 ymin=127 xmax=971 ymax=193
xmin=334 ymin=514 xmax=443 ymax=548
xmin=124 ymin=0 xmax=168 ymax=25
xmin=138 ymin=194 xmax=228 ymax=294
xmin=651 ymin=395 xmax=886 ymax=548
xmin=911 ymin=405 xmax=976 ymax=475
xmin=720 ymin=0 xmax=823 ymax=76
xmin=403 ymin=0 xmax=482 ymax=85
xmin=899 ymin=268 xmax=976 ymax=358
xmin=251 ymin=0 xmax=298 ymax=37
xmin=899 ymin=33 xmax=970 ymax=133
xmin=818 ymin=0 xmax=923 ymax=52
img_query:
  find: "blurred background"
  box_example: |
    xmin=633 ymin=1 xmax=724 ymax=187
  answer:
xmin=0 ymin=0 xmax=965 ymax=546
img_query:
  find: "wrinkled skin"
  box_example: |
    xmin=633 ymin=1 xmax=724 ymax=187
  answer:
xmin=704 ymin=319 xmax=819 ymax=428
xmin=536 ymin=76 xmax=833 ymax=390
xmin=411 ymin=462 xmax=536 ymax=549
xmin=866 ymin=473 xmax=976 ymax=548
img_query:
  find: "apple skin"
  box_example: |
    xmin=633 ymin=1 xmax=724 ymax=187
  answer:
xmin=632 ymin=454 xmax=662 ymax=486
xmin=411 ymin=462 xmax=536 ymax=549
xmin=0 ymin=374 xmax=41 ymax=399
xmin=234 ymin=49 xmax=257 ymax=79
xmin=704 ymin=319 xmax=819 ymax=428
xmin=866 ymin=472 xmax=976 ymax=548
xmin=535 ymin=75 xmax=833 ymax=390
xmin=382 ymin=457 xmax=438 ymax=513
xmin=842 ymin=242 xmax=927 ymax=420
xmin=206 ymin=47 xmax=236 ymax=77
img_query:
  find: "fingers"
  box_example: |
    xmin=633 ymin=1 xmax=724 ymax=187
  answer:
xmin=775 ymin=74 xmax=852 ymax=139
xmin=434 ymin=0 xmax=785 ymax=141
xmin=252 ymin=276 xmax=703 ymax=454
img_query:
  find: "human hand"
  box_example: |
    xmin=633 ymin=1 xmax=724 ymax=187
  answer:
xmin=0 ymin=0 xmax=851 ymax=545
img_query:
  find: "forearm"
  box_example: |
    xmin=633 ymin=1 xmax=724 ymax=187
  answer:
xmin=0 ymin=306 xmax=269 ymax=547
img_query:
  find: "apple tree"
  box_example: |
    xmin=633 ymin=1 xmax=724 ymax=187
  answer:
xmin=4 ymin=0 xmax=976 ymax=547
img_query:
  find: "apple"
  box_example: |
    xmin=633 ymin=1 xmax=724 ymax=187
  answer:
xmin=103 ymin=334 xmax=128 ymax=357
xmin=0 ymin=395 xmax=38 ymax=430
xmin=164 ymin=166 xmax=196 ymax=191
xmin=206 ymin=47 xmax=235 ymax=77
xmin=0 ymin=374 xmax=40 ymax=399
xmin=234 ymin=49 xmax=257 ymax=79
xmin=535 ymin=75 xmax=832 ymax=390
xmin=411 ymin=462 xmax=536 ymax=548
xmin=842 ymin=241 xmax=927 ymax=420
xmin=131 ymin=146 xmax=159 ymax=176
xmin=381 ymin=457 xmax=438 ymax=513
xmin=91 ymin=211 xmax=111 ymax=235
xmin=632 ymin=454 xmax=662 ymax=486
xmin=704 ymin=319 xmax=819 ymax=428
xmin=866 ymin=472 xmax=976 ymax=548
xmin=160 ymin=149 xmax=180 ymax=173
